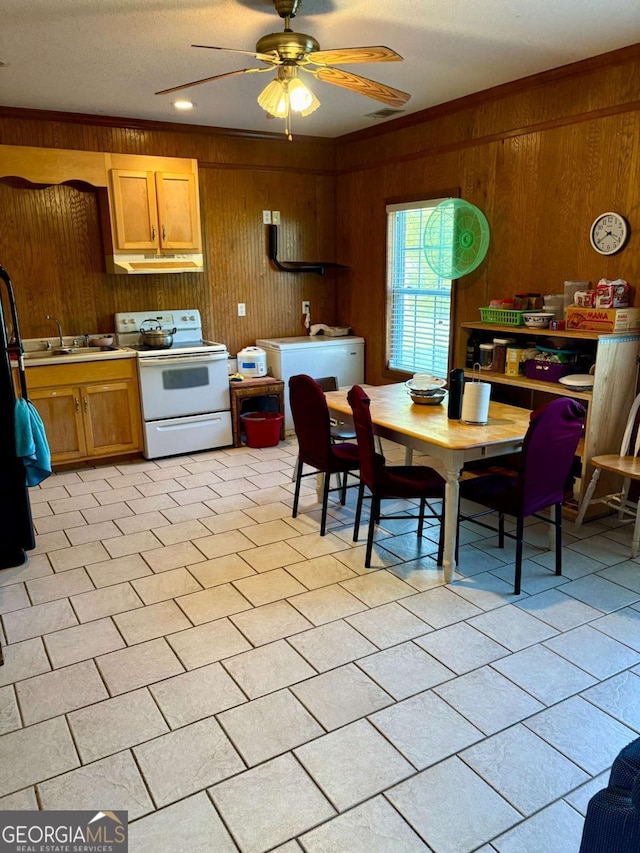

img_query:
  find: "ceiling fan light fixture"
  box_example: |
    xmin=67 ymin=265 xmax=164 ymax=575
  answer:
xmin=257 ymin=79 xmax=288 ymax=118
xmin=288 ymin=77 xmax=319 ymax=114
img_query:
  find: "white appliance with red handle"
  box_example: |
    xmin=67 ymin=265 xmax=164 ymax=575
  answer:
xmin=115 ymin=309 xmax=232 ymax=458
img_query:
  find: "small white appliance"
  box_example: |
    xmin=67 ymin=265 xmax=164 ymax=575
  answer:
xmin=237 ymin=346 xmax=267 ymax=377
xmin=255 ymin=335 xmax=365 ymax=430
xmin=115 ymin=309 xmax=232 ymax=459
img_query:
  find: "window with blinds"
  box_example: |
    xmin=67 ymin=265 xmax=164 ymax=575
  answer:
xmin=386 ymin=199 xmax=452 ymax=378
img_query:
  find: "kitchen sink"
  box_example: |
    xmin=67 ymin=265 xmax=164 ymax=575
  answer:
xmin=22 ymin=345 xmax=122 ymax=361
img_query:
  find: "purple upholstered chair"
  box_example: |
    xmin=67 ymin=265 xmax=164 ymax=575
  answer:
xmin=289 ymin=374 xmax=361 ymax=536
xmin=459 ymin=397 xmax=585 ymax=594
xmin=348 ymin=384 xmax=445 ymax=568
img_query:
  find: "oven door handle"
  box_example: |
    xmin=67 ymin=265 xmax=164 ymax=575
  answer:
xmin=138 ymin=353 xmax=228 ymax=367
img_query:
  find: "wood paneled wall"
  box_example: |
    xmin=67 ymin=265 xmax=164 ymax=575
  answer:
xmin=1 ymin=43 xmax=639 ymax=377
xmin=335 ymin=45 xmax=640 ymax=384
xmin=0 ymin=113 xmax=338 ymax=355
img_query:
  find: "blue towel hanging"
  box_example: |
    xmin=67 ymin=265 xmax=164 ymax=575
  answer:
xmin=14 ymin=397 xmax=52 ymax=486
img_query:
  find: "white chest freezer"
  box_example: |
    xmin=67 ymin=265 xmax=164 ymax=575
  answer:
xmin=255 ymin=335 xmax=365 ymax=430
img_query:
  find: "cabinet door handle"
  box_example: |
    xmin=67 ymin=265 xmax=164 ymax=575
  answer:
xmin=151 ymin=226 xmax=157 ymax=241
xmin=83 ymin=396 xmax=89 ymax=413
xmin=162 ymin=225 xmax=166 ymax=241
xmin=75 ymin=397 xmax=80 ymax=413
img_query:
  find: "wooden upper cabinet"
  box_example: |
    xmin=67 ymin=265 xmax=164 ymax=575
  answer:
xmin=108 ymin=167 xmax=201 ymax=254
xmin=155 ymin=172 xmax=201 ymax=251
xmin=109 ymin=170 xmax=159 ymax=250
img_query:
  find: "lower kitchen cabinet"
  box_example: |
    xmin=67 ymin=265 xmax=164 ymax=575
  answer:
xmin=26 ymin=359 xmax=143 ymax=465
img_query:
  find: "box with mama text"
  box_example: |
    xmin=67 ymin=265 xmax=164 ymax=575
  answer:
xmin=565 ymin=306 xmax=640 ymax=333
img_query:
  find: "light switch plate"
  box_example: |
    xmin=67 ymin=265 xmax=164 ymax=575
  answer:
xmin=262 ymin=210 xmax=271 ymax=224
xmin=272 ymin=210 xmax=281 ymax=224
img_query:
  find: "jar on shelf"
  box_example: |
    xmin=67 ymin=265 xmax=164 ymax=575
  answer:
xmin=492 ymin=337 xmax=516 ymax=374
xmin=513 ymin=293 xmax=529 ymax=310
xmin=479 ymin=342 xmax=495 ymax=370
xmin=466 ymin=332 xmax=480 ymax=368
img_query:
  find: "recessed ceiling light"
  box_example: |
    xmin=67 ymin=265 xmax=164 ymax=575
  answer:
xmin=172 ymin=99 xmax=194 ymax=111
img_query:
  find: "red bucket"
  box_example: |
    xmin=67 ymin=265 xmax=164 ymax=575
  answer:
xmin=241 ymin=412 xmax=284 ymax=448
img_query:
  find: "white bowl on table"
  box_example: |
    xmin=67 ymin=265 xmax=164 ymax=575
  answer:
xmin=522 ymin=312 xmax=555 ymax=329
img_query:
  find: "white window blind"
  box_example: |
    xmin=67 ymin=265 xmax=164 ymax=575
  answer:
xmin=386 ymin=199 xmax=452 ymax=378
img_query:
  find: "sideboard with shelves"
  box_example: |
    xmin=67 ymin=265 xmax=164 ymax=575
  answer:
xmin=459 ymin=322 xmax=640 ymax=519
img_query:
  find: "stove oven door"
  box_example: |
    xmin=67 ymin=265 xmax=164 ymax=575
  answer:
xmin=138 ymin=351 xmax=230 ymax=421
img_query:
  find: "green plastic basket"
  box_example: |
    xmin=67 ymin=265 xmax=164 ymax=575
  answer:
xmin=479 ymin=307 xmax=539 ymax=326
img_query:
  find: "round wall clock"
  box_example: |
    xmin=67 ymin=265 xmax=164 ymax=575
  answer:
xmin=589 ymin=212 xmax=629 ymax=255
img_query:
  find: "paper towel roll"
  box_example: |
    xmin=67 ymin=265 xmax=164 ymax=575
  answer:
xmin=461 ymin=382 xmax=491 ymax=424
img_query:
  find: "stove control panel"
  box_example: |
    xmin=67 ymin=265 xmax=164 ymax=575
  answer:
xmin=114 ymin=309 xmax=202 ymax=333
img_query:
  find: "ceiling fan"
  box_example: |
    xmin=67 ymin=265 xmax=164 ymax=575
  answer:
xmin=156 ymin=0 xmax=411 ymax=138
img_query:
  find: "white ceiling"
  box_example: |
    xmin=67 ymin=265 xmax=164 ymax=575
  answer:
xmin=2 ymin=0 xmax=639 ymax=139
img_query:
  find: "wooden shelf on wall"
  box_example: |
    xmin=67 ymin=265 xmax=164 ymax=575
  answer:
xmin=462 ymin=368 xmax=593 ymax=401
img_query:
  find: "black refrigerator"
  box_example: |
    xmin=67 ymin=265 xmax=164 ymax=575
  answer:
xmin=0 ymin=264 xmax=35 ymax=569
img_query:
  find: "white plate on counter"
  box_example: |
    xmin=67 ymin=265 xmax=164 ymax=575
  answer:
xmin=558 ymin=374 xmax=595 ymax=391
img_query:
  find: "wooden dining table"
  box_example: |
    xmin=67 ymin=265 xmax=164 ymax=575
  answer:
xmin=324 ymin=383 xmax=533 ymax=582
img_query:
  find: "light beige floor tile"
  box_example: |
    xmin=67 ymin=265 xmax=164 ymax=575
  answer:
xmin=469 ymin=604 xmax=558 ymax=651
xmin=286 ymin=555 xmax=358 ymax=589
xmin=230 ymin=601 xmax=312 ymax=647
xmin=516 ymin=587 xmax=604 ymax=631
xmin=222 ymin=639 xmax=316 ymax=699
xmin=150 ymin=662 xmax=246 ymax=728
xmin=0 ymin=583 xmax=29 ymax=615
xmin=30 ymin=485 xmax=69 ymax=503
xmin=48 ymin=541 xmax=110 ymax=572
xmin=114 ymin=600 xmax=191 ymax=645
xmin=135 ymin=478 xmax=184 ymax=497
xmin=582 ymin=670 xmax=640 ymax=731
xmin=34 ymin=511 xmax=87 ymax=534
xmin=346 ymin=602 xmax=432 ymax=649
xmin=400 ymin=586 xmax=483 ymax=629
xmin=203 ymin=493 xmax=257 ymax=514
xmin=209 ymin=753 xmax=335 ymax=853
xmin=210 ymin=479 xmax=259 ymax=498
xmin=0 ymin=638 xmax=50 ymax=688
xmin=152 ymin=519 xmax=211 ymax=545
xmin=296 ymin=718 xmax=414 ymax=812
xmin=462 ymin=725 xmax=589 ymax=816
xmin=216 ymin=464 xmax=261 ymax=481
xmin=289 ymin=620 xmax=377 ymax=672
xmin=544 ymin=624 xmax=640 ymax=679
xmin=0 ymin=717 xmax=79 ymax=797
xmin=3 ymin=598 xmax=77 ymax=643
xmin=30 ymin=531 xmax=70 ymax=555
xmin=195 ymin=530 xmax=256 ymax=560
xmin=38 ymin=750 xmax=153 ymax=820
xmin=387 ymin=756 xmax=519 ymax=853
xmin=492 ymin=800 xmax=585 ymax=853
xmin=66 ymin=520 xmax=123 ymax=545
xmin=115 ymin=510 xmax=172 ymax=534
xmin=357 ymin=642 xmax=454 ymax=700
xmin=17 ymin=659 xmax=108 ymax=725
xmin=492 ymin=644 xmax=596 ymax=705
xmin=128 ymin=791 xmax=238 ymax=853
xmin=44 ymin=618 xmax=125 ymax=668
xmin=125 ymin=494 xmax=180 ymax=515
xmin=188 ymin=553 xmax=256 ymax=588
xmin=200 ymin=510 xmax=253 ymax=535
xmin=288 ymin=532 xmax=351 ymax=560
xmin=176 ymin=583 xmax=252 ymax=625
xmin=142 ymin=542 xmax=207 ymax=572
xmin=86 ymin=553 xmax=153 ymax=588
xmin=134 ymin=716 xmax=245 ymax=808
xmin=0 ymin=787 xmax=39 ymax=810
xmin=26 ymin=567 xmax=94 ymax=605
xmin=0 ymin=555 xmax=53 ymax=588
xmin=565 ymin=772 xmax=609 ymax=816
xmin=433 ymin=666 xmax=545 ymax=736
xmin=241 ymin=520 xmax=300 ymax=547
xmin=242 ymin=502 xmax=291 ymax=524
xmin=291 ymin=664 xmax=393 ymax=730
xmin=370 ymin=690 xmax=483 ymax=770
xmin=167 ymin=618 xmax=252 ymax=669
xmin=103 ymin=530 xmax=162 ymax=558
xmin=161 ymin=502 xmax=214 ymax=524
xmin=340 ymin=570 xmax=418 ymax=607
xmin=131 ymin=567 xmax=202 ymax=605
xmin=0 ymin=685 xmax=21 ymax=735
xmin=174 ymin=471 xmax=224 ymax=489
xmin=81 ymin=502 xmax=134 ymax=525
xmin=218 ymin=689 xmax=323 ymax=767
xmin=413 ymin=622 xmax=508 ymax=674
xmin=71 ymin=582 xmax=144 ymax=623
xmin=97 ymin=638 xmax=184 ymax=695
xmin=233 ymin=569 xmax=307 ymax=607
xmin=300 ymin=795 xmax=430 ymax=852
xmin=240 ymin=541 xmax=307 ymax=573
xmin=288 ymin=585 xmax=367 ymax=626
xmin=68 ymin=688 xmax=169 ymax=763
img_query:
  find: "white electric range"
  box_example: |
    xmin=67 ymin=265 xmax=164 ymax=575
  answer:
xmin=115 ymin=309 xmax=232 ymax=459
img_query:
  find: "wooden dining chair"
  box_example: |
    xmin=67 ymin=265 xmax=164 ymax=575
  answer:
xmin=289 ymin=374 xmax=361 ymax=536
xmin=458 ymin=397 xmax=585 ymax=594
xmin=347 ymin=384 xmax=445 ymax=568
xmin=575 ymin=391 xmax=640 ymax=557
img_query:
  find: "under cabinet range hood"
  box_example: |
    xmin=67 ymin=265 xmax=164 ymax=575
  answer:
xmin=105 ymin=252 xmax=204 ymax=275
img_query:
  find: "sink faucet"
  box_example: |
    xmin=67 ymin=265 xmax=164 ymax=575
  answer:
xmin=46 ymin=315 xmax=64 ymax=348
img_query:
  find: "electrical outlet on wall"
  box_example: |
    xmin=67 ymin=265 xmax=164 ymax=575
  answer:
xmin=238 ymin=303 xmax=246 ymax=317
xmin=272 ymin=210 xmax=281 ymax=224
xmin=302 ymin=300 xmax=310 ymax=314
xmin=262 ymin=210 xmax=271 ymax=224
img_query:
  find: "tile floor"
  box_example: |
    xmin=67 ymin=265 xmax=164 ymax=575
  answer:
xmin=1 ymin=437 xmax=640 ymax=852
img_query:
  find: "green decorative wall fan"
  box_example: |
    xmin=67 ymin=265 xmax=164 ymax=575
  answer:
xmin=423 ymin=198 xmax=490 ymax=279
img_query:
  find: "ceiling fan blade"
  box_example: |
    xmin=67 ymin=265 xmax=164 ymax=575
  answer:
xmin=307 ymin=46 xmax=403 ymax=66
xmin=192 ymin=44 xmax=278 ymax=64
xmin=155 ymin=67 xmax=264 ymax=96
xmin=311 ymin=67 xmax=410 ymax=107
